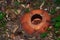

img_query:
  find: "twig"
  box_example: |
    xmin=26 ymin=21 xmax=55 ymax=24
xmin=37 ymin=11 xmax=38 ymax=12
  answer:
xmin=40 ymin=0 xmax=45 ymax=9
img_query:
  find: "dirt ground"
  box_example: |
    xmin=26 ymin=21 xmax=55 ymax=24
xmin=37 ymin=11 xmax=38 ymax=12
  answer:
xmin=0 ymin=0 xmax=60 ymax=40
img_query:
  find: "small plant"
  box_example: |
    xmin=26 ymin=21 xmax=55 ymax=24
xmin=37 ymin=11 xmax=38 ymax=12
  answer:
xmin=50 ymin=8 xmax=56 ymax=15
xmin=40 ymin=32 xmax=48 ymax=38
xmin=0 ymin=11 xmax=6 ymax=20
xmin=0 ymin=11 xmax=6 ymax=34
xmin=25 ymin=8 xmax=30 ymax=13
xmin=52 ymin=15 xmax=60 ymax=31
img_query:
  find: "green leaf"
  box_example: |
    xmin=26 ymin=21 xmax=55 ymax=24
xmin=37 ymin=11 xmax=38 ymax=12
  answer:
xmin=47 ymin=27 xmax=51 ymax=31
xmin=14 ymin=1 xmax=20 ymax=6
xmin=14 ymin=9 xmax=18 ymax=14
xmin=0 ymin=20 xmax=6 ymax=27
xmin=40 ymin=32 xmax=48 ymax=38
xmin=54 ymin=22 xmax=60 ymax=28
xmin=51 ymin=15 xmax=60 ymax=25
xmin=54 ymin=15 xmax=60 ymax=22
xmin=54 ymin=0 xmax=60 ymax=6
xmin=25 ymin=8 xmax=30 ymax=13
xmin=0 ymin=12 xmax=5 ymax=20
xmin=55 ymin=28 xmax=60 ymax=31
xmin=54 ymin=22 xmax=60 ymax=31
xmin=0 ymin=14 xmax=4 ymax=20
xmin=50 ymin=8 xmax=56 ymax=15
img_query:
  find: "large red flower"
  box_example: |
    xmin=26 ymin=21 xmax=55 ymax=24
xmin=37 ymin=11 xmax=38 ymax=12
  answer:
xmin=20 ymin=9 xmax=51 ymax=34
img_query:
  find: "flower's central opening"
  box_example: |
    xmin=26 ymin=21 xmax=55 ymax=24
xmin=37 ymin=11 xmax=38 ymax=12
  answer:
xmin=31 ymin=14 xmax=42 ymax=25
